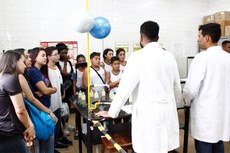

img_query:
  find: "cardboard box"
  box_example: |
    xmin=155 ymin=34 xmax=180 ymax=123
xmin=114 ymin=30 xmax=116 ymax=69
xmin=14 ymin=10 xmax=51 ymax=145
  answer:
xmin=216 ymin=21 xmax=230 ymax=37
xmin=225 ymin=25 xmax=230 ymax=36
xmin=215 ymin=11 xmax=230 ymax=22
xmin=203 ymin=15 xmax=215 ymax=24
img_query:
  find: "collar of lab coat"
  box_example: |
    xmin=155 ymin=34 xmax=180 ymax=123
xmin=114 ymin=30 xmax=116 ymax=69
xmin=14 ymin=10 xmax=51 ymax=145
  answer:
xmin=144 ymin=42 xmax=162 ymax=49
xmin=206 ymin=46 xmax=222 ymax=52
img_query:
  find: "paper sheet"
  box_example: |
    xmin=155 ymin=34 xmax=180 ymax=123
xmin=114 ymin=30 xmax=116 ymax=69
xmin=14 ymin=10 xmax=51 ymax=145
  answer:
xmin=121 ymin=105 xmax=133 ymax=114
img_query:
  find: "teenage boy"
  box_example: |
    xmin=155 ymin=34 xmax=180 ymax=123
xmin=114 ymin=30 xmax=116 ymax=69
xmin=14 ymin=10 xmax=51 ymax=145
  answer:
xmin=45 ymin=47 xmax=73 ymax=152
xmin=82 ymin=52 xmax=106 ymax=93
xmin=105 ymin=56 xmax=122 ymax=94
xmin=55 ymin=43 xmax=75 ymax=136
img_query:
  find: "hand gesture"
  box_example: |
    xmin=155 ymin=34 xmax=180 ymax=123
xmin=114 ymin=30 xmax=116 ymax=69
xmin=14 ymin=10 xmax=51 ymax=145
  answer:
xmin=95 ymin=111 xmax=111 ymax=118
xmin=23 ymin=126 xmax=35 ymax=147
xmin=49 ymin=111 xmax=58 ymax=123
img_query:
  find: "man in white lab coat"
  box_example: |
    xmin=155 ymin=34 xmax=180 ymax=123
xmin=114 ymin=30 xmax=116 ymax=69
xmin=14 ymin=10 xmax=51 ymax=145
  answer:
xmin=183 ymin=23 xmax=230 ymax=153
xmin=96 ymin=21 xmax=181 ymax=153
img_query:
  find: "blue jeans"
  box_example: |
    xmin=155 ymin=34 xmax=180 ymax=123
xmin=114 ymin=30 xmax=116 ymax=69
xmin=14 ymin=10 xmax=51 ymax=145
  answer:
xmin=53 ymin=108 xmax=61 ymax=145
xmin=195 ymin=139 xmax=224 ymax=153
xmin=27 ymin=139 xmax=39 ymax=153
xmin=0 ymin=138 xmax=27 ymax=153
xmin=39 ymin=135 xmax=54 ymax=153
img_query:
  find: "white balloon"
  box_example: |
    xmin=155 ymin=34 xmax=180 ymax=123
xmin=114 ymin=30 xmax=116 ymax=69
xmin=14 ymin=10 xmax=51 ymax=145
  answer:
xmin=70 ymin=10 xmax=94 ymax=33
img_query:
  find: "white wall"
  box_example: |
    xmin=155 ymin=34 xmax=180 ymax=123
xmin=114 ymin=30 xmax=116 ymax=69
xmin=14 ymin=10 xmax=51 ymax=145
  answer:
xmin=0 ymin=0 xmax=227 ymax=77
xmin=207 ymin=0 xmax=230 ymax=14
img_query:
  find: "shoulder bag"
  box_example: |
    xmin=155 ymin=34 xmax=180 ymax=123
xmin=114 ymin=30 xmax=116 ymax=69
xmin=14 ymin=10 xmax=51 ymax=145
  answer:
xmin=24 ymin=98 xmax=55 ymax=140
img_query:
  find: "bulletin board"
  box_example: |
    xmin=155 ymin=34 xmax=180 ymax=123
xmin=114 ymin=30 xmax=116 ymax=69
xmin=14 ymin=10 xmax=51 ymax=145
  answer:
xmin=115 ymin=42 xmax=129 ymax=52
xmin=133 ymin=42 xmax=141 ymax=51
xmin=40 ymin=41 xmax=78 ymax=64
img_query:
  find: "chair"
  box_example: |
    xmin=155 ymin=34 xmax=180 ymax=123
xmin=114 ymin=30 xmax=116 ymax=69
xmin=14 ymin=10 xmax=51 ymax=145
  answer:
xmin=101 ymin=120 xmax=133 ymax=153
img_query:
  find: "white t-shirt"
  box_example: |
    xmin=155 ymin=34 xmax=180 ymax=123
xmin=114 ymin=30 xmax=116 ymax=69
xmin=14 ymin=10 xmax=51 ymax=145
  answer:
xmin=59 ymin=61 xmax=72 ymax=73
xmin=109 ymin=70 xmax=123 ymax=93
xmin=72 ymin=68 xmax=84 ymax=89
xmin=119 ymin=64 xmax=125 ymax=72
xmin=90 ymin=67 xmax=105 ymax=92
xmin=48 ymin=66 xmax=63 ymax=112
xmin=102 ymin=61 xmax=112 ymax=72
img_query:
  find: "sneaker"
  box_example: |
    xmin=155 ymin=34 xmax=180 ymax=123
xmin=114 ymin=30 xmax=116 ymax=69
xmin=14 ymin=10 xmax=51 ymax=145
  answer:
xmin=74 ymin=131 xmax=79 ymax=140
xmin=55 ymin=143 xmax=68 ymax=150
xmin=59 ymin=137 xmax=73 ymax=146
xmin=63 ymin=128 xmax=70 ymax=136
xmin=67 ymin=124 xmax=75 ymax=131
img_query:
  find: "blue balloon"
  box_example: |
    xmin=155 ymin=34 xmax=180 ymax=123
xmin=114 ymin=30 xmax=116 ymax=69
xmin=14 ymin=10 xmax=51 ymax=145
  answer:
xmin=90 ymin=17 xmax=111 ymax=39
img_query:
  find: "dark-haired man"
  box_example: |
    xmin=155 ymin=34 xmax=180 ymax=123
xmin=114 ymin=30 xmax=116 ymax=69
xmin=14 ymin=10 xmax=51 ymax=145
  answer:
xmin=222 ymin=40 xmax=230 ymax=53
xmin=96 ymin=21 xmax=181 ymax=152
xmin=55 ymin=43 xmax=74 ymax=105
xmin=55 ymin=43 xmax=75 ymax=139
xmin=183 ymin=23 xmax=230 ymax=153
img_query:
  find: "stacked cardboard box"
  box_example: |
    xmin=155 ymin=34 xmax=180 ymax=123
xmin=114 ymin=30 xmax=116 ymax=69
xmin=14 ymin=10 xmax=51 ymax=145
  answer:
xmin=214 ymin=11 xmax=230 ymax=22
xmin=225 ymin=26 xmax=230 ymax=36
xmin=203 ymin=15 xmax=215 ymax=24
xmin=203 ymin=11 xmax=230 ymax=37
xmin=215 ymin=11 xmax=230 ymax=37
xmin=217 ymin=21 xmax=230 ymax=37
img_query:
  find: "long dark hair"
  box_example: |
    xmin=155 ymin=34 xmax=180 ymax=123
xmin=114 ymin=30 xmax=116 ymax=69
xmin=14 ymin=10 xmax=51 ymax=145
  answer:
xmin=29 ymin=47 xmax=45 ymax=66
xmin=116 ymin=48 xmax=125 ymax=56
xmin=14 ymin=48 xmax=25 ymax=56
xmin=103 ymin=48 xmax=113 ymax=60
xmin=76 ymin=54 xmax=85 ymax=63
xmin=29 ymin=47 xmax=49 ymax=80
xmin=13 ymin=48 xmax=32 ymax=81
xmin=0 ymin=50 xmax=21 ymax=75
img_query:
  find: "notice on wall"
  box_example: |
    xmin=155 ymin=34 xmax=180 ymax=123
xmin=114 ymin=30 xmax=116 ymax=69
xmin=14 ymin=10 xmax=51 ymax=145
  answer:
xmin=133 ymin=42 xmax=141 ymax=51
xmin=40 ymin=41 xmax=78 ymax=65
xmin=115 ymin=42 xmax=129 ymax=52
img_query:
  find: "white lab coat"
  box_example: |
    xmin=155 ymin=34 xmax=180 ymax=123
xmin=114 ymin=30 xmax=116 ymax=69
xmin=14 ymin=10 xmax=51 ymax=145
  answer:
xmin=183 ymin=46 xmax=230 ymax=143
xmin=108 ymin=42 xmax=181 ymax=153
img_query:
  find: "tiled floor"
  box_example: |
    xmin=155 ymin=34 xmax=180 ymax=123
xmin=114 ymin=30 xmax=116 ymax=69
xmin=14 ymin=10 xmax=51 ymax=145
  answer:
xmin=59 ymin=111 xmax=230 ymax=153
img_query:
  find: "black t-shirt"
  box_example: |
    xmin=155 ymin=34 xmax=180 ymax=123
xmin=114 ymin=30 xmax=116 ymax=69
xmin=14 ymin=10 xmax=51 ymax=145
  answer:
xmin=0 ymin=73 xmax=24 ymax=141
